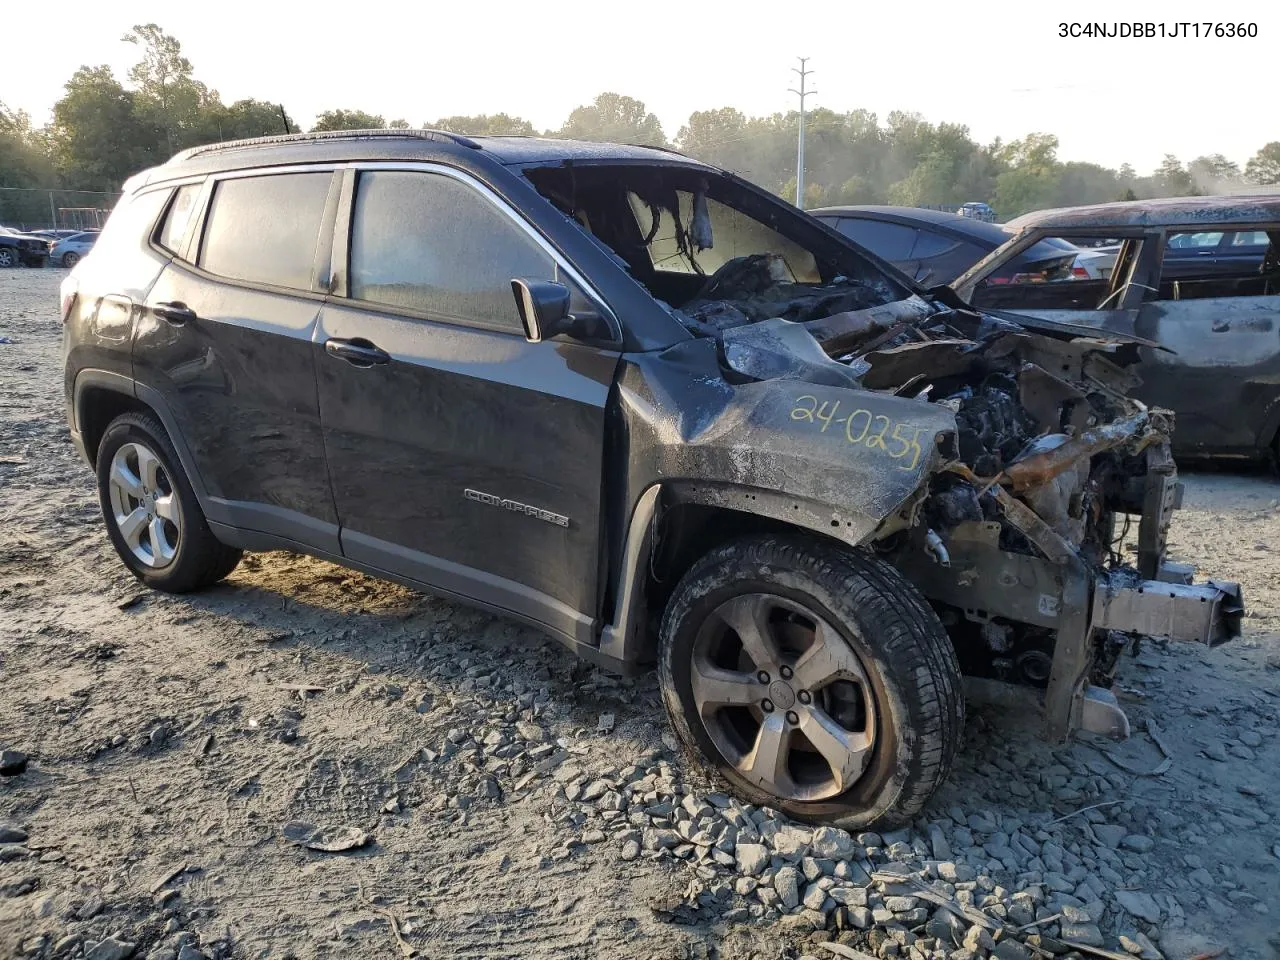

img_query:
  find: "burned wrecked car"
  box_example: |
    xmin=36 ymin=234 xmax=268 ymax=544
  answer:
xmin=64 ymin=131 xmax=1242 ymax=830
xmin=953 ymin=197 xmax=1280 ymax=463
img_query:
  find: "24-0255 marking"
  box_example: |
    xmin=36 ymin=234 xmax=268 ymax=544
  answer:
xmin=790 ymin=395 xmax=932 ymax=471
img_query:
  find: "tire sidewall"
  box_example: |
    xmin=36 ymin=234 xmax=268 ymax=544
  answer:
xmin=660 ymin=541 xmax=937 ymax=829
xmin=96 ymin=417 xmax=203 ymax=590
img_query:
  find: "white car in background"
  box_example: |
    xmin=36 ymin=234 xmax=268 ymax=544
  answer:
xmin=50 ymin=231 xmax=98 ymax=268
xmin=1070 ymin=244 xmax=1120 ymax=280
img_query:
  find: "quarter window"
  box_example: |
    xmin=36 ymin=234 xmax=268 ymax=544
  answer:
xmin=156 ymin=183 xmax=201 ymax=255
xmin=348 ymin=170 xmax=556 ymax=330
xmin=199 ymin=172 xmax=331 ymax=290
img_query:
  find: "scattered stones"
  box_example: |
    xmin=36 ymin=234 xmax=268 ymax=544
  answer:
xmin=280 ymin=821 xmax=373 ymax=852
xmin=0 ymin=825 xmax=27 ymax=844
xmin=1060 ymin=921 xmax=1104 ymax=947
xmin=596 ymin=712 xmax=615 ymax=734
xmin=811 ymin=826 xmax=856 ymax=860
xmin=1202 ymin=742 xmax=1229 ymax=763
xmin=735 ymin=843 xmax=769 ymax=876
xmin=0 ymin=748 xmax=28 ymax=776
xmin=85 ymin=937 xmax=136 ymax=960
xmin=1114 ymin=890 xmax=1162 ymax=923
xmin=1092 ymin=824 xmax=1127 ymax=848
xmin=1121 ymin=834 xmax=1155 ymax=854
xmin=774 ymin=866 xmax=801 ymax=909
xmin=619 ymin=840 xmax=640 ymax=861
xmin=773 ymin=825 xmax=812 ymax=858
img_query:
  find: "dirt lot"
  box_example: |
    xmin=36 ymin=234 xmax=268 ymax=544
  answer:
xmin=2 ymin=267 xmax=1279 ymax=960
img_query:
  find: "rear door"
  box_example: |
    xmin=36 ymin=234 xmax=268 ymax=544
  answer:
xmin=134 ymin=168 xmax=343 ymax=551
xmin=315 ymin=165 xmax=621 ymax=643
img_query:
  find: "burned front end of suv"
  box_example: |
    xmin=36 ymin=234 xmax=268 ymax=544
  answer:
xmin=522 ymin=158 xmax=1242 ymax=744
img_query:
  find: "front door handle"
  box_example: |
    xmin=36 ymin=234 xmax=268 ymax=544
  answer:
xmin=154 ymin=301 xmax=197 ymax=326
xmin=324 ymin=337 xmax=391 ymax=367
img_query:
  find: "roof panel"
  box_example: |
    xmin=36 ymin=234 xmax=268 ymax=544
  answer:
xmin=1006 ymin=196 xmax=1280 ymax=231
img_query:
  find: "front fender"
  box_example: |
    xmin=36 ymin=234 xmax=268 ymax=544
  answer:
xmin=616 ymin=339 xmax=957 ymax=548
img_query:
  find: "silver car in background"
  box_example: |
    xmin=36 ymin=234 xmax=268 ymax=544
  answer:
xmin=50 ymin=231 xmax=98 ymax=268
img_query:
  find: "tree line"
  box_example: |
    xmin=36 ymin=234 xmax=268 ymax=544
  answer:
xmin=3 ymin=23 xmax=1280 ymax=221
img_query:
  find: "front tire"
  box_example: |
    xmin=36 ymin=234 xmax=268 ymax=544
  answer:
xmin=96 ymin=412 xmax=243 ymax=592
xmin=0 ymin=248 xmax=17 ymax=268
xmin=659 ymin=534 xmax=963 ymax=830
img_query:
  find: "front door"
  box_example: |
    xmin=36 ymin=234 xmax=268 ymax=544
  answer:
xmin=315 ymin=167 xmax=620 ymax=642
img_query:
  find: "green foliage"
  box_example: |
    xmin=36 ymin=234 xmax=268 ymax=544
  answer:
xmin=11 ymin=23 xmax=1276 ymax=219
xmin=48 ymin=66 xmax=164 ymax=191
xmin=1245 ymin=143 xmax=1280 ymax=185
xmin=430 ymin=114 xmax=537 ymax=136
xmin=311 ymin=109 xmax=386 ymax=132
xmin=557 ymin=93 xmax=666 ymax=147
xmin=1155 ymin=154 xmax=1196 ymax=196
xmin=1 ymin=102 xmax=54 ymax=188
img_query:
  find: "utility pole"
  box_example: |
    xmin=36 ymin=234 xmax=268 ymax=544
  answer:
xmin=788 ymin=57 xmax=815 ymax=209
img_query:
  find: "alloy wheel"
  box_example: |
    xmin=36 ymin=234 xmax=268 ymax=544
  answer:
xmin=107 ymin=441 xmax=182 ymax=569
xmin=690 ymin=592 xmax=877 ymax=802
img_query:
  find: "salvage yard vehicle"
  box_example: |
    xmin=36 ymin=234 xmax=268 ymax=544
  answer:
xmin=62 ymin=131 xmax=1242 ymax=828
xmin=0 ymin=224 xmax=50 ymax=268
xmin=809 ymin=205 xmax=1087 ymax=286
xmin=952 ymin=197 xmax=1280 ymax=463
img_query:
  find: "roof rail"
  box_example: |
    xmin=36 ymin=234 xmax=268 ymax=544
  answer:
xmin=170 ymin=128 xmax=483 ymax=163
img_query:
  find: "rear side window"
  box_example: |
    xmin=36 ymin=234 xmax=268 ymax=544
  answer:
xmin=834 ymin=219 xmax=917 ymax=261
xmin=199 ymin=173 xmax=331 ymax=290
xmin=156 ymin=183 xmax=201 ymax=254
xmin=909 ymin=229 xmax=962 ymax=258
xmin=348 ymin=170 xmax=555 ymax=330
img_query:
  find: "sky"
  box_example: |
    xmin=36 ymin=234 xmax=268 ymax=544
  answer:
xmin=9 ymin=0 xmax=1276 ymax=173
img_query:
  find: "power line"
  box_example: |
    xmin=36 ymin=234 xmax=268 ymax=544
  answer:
xmin=788 ymin=57 xmax=816 ymax=208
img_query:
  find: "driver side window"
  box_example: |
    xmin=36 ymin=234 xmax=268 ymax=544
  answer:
xmin=349 ymin=171 xmax=559 ymax=332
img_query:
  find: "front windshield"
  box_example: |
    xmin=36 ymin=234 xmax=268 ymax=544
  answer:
xmin=524 ymin=163 xmax=912 ymax=335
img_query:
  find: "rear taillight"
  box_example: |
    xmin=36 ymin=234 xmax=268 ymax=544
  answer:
xmin=1071 ymin=266 xmax=1090 ymax=279
xmin=59 ymin=274 xmax=78 ymax=323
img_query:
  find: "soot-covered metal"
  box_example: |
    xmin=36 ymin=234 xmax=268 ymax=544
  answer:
xmin=526 ymin=162 xmax=1242 ymax=743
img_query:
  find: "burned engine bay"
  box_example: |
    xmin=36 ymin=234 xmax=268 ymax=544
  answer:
xmin=527 ymin=162 xmax=1244 ymax=741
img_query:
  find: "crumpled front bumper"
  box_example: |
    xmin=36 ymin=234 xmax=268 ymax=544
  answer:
xmin=897 ymin=440 xmax=1245 ymax=743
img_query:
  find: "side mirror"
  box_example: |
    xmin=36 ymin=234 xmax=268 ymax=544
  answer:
xmin=511 ymin=278 xmax=573 ymax=343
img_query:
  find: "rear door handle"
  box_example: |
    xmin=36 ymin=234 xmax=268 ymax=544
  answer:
xmin=154 ymin=301 xmax=198 ymax=326
xmin=324 ymin=337 xmax=390 ymax=366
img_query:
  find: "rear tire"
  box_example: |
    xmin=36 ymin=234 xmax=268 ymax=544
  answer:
xmin=0 ymin=248 xmax=17 ymax=268
xmin=659 ymin=534 xmax=963 ymax=829
xmin=63 ymin=251 xmax=80 ymax=268
xmin=96 ymin=412 xmax=243 ymax=592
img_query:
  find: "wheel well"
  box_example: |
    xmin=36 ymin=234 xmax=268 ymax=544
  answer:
xmin=645 ymin=501 xmax=849 ymax=615
xmin=78 ymin=387 xmax=151 ymax=467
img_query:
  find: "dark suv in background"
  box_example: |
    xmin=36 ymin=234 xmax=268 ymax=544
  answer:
xmin=62 ymin=130 xmax=1239 ymax=828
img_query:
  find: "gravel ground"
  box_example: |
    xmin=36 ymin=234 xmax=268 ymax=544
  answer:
xmin=2 ymin=267 xmax=1279 ymax=960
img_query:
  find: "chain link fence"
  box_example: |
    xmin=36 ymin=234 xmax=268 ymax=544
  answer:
xmin=0 ymin=188 xmax=122 ymax=233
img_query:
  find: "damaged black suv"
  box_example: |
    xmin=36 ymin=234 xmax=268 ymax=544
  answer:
xmin=62 ymin=131 xmax=1241 ymax=828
